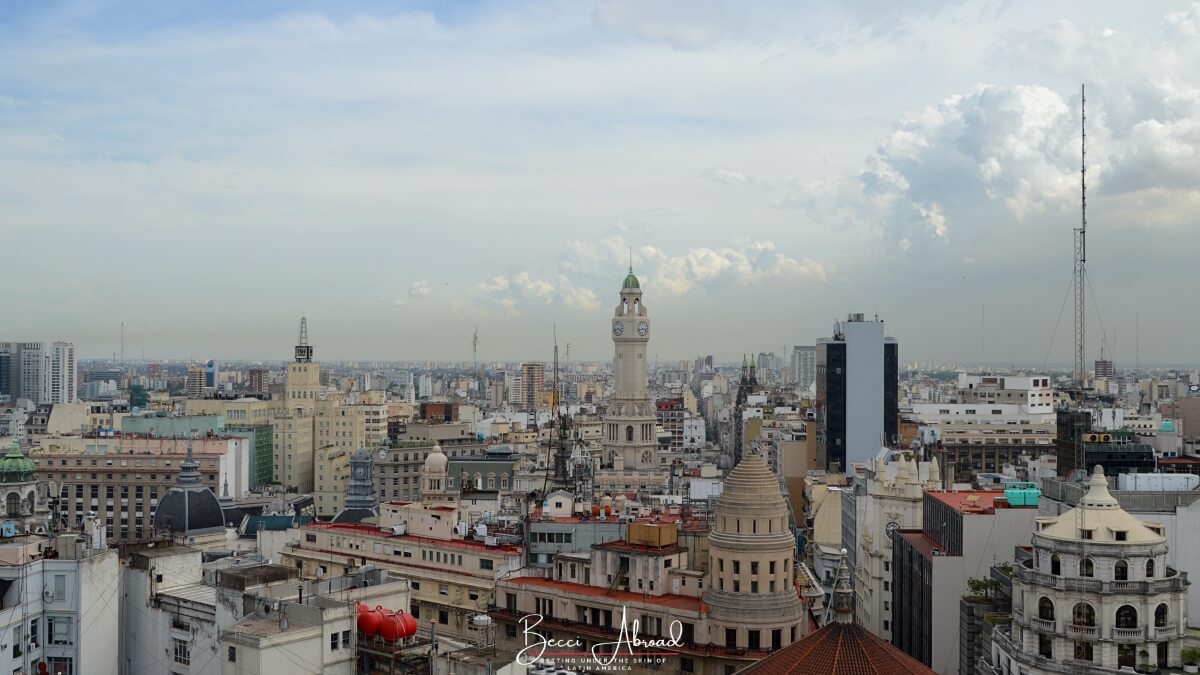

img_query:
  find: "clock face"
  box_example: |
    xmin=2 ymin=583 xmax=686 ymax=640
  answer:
xmin=355 ymin=466 xmax=366 ymax=478
xmin=612 ymin=321 xmax=624 ymax=336
xmin=886 ymin=521 xmax=899 ymax=540
xmin=636 ymin=321 xmax=648 ymax=336
xmin=378 ymin=449 xmax=387 ymax=460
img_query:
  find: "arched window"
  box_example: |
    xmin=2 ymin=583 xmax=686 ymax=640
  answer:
xmin=1115 ymin=605 xmax=1138 ymax=629
xmin=1079 ymin=558 xmax=1094 ymax=577
xmin=5 ymin=493 xmax=18 ymax=517
xmin=626 ymin=426 xmax=634 ymax=442
xmin=1155 ymin=604 xmax=1169 ymax=628
xmin=1051 ymin=554 xmax=1061 ymax=576
xmin=1146 ymin=559 xmax=1156 ymax=578
xmin=1072 ymin=602 xmax=1096 ymax=626
xmin=1115 ymin=559 xmax=1129 ymax=581
xmin=1038 ymin=597 xmax=1056 ymax=621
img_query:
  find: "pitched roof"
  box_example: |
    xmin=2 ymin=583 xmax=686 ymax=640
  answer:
xmin=737 ymin=623 xmax=933 ymax=674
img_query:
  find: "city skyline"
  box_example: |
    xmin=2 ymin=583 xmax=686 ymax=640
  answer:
xmin=3 ymin=1 xmax=1199 ymax=363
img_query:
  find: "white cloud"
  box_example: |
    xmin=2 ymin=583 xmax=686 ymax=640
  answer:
xmin=409 ymin=280 xmax=431 ymax=297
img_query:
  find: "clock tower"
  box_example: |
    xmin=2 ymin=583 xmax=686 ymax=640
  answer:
xmin=602 ymin=265 xmax=658 ymax=470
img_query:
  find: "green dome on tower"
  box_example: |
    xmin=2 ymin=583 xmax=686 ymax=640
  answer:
xmin=0 ymin=440 xmax=35 ymax=484
xmin=622 ymin=271 xmax=640 ymax=289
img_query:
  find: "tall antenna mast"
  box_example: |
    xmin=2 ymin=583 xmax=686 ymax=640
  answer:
xmin=1073 ymin=83 xmax=1087 ymax=389
xmin=472 ymin=324 xmax=479 ymax=371
xmin=120 ymin=322 xmax=125 ymax=366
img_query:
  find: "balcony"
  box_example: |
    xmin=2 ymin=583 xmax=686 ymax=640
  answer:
xmin=1030 ymin=618 xmax=1055 ymax=633
xmin=1066 ymin=623 xmax=1098 ymax=639
xmin=1155 ymin=625 xmax=1179 ymax=638
xmin=1015 ymin=563 xmax=1188 ymax=595
xmin=1111 ymin=627 xmax=1144 ymax=642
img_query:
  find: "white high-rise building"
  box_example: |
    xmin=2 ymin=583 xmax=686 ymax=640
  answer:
xmin=417 ymin=373 xmax=432 ymax=399
xmin=49 ymin=342 xmax=77 ymax=403
xmin=1 ymin=341 xmax=76 ymax=404
xmin=791 ymin=345 xmax=816 ymax=390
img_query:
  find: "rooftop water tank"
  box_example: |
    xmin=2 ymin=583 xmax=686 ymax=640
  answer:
xmin=1003 ymin=482 xmax=1040 ymax=507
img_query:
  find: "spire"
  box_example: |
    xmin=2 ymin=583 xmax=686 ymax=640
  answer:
xmin=832 ymin=549 xmax=854 ymax=623
xmin=177 ymin=438 xmax=202 ymax=488
xmin=1080 ymin=464 xmax=1118 ymax=509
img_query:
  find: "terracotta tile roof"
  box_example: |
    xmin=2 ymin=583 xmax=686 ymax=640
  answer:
xmin=737 ymin=623 xmax=933 ymax=674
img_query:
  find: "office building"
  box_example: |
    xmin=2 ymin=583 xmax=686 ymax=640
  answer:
xmin=248 ymin=367 xmax=269 ymax=394
xmin=817 ymin=314 xmax=898 ymax=471
xmin=185 ymin=366 xmax=205 ymax=399
xmin=1 ymin=341 xmax=76 ymax=405
xmin=205 ymin=359 xmax=219 ymax=388
xmin=518 ymin=362 xmax=544 ymax=411
xmin=892 ymin=489 xmax=1038 ymax=671
xmin=909 ymin=374 xmax=1057 ymax=481
xmin=791 ymin=345 xmax=816 ymax=390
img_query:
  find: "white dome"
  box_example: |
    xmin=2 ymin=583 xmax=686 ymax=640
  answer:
xmin=423 ymin=443 xmax=448 ymax=473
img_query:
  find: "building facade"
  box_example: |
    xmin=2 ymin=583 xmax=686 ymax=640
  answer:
xmin=817 ymin=315 xmax=898 ymax=471
xmin=988 ymin=466 xmax=1190 ymax=673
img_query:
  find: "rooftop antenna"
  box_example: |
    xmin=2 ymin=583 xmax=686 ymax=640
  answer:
xmin=628 ymin=245 xmax=633 ymax=273
xmin=472 ymin=324 xmax=479 ymax=372
xmin=1073 ymin=83 xmax=1087 ymax=390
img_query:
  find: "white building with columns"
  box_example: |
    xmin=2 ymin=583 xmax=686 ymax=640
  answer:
xmin=989 ymin=465 xmax=1190 ymax=673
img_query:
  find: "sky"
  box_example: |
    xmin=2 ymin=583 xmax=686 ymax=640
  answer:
xmin=2 ymin=1 xmax=1199 ymax=365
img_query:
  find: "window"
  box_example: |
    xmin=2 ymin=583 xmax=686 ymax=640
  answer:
xmin=53 ymin=575 xmax=66 ymax=602
xmin=305 ymin=533 xmax=317 ymax=542
xmin=11 ymin=625 xmax=22 ymax=658
xmin=173 ymin=638 xmax=191 ymax=665
xmin=48 ymin=616 xmax=72 ymax=646
xmin=1079 ymin=558 xmax=1094 ymax=577
xmin=438 ymin=610 xmax=448 ymax=625
xmin=1147 ymin=559 xmax=1156 ymax=578
xmin=1114 ymin=560 xmax=1129 ymax=581
xmin=29 ymin=618 xmax=38 ymax=648
xmin=1155 ymin=603 xmax=1169 ymax=628
xmin=46 ymin=658 xmax=73 ymax=675
xmin=1039 ymin=634 xmax=1052 ymax=659
xmin=439 ymin=584 xmax=448 ymax=596
xmin=1051 ymin=554 xmax=1062 ymax=575
xmin=480 ymin=559 xmax=494 ymax=570
xmin=1038 ymin=597 xmax=1055 ymax=621
xmin=681 ymin=658 xmax=695 ymax=673
xmin=227 ymin=647 xmax=237 ymax=663
xmin=331 ymin=632 xmax=339 ymax=650
xmin=725 ymin=629 xmax=736 ymax=648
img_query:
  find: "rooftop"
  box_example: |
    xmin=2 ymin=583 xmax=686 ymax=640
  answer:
xmin=301 ymin=522 xmax=522 ymax=554
xmin=926 ymin=489 xmax=1033 ymax=514
xmin=896 ymin=530 xmax=943 ymax=558
xmin=499 ymin=576 xmax=704 ymax=613
xmin=738 ymin=622 xmax=934 ymax=674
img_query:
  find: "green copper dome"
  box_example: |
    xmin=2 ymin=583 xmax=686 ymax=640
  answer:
xmin=622 ymin=272 xmax=640 ymax=289
xmin=0 ymin=440 xmax=35 ymax=484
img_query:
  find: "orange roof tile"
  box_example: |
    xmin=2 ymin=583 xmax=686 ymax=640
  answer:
xmin=738 ymin=623 xmax=934 ymax=674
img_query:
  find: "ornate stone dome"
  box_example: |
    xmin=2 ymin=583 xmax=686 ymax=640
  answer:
xmin=0 ymin=440 xmax=35 ymax=484
xmin=423 ymin=443 xmax=448 ymax=473
xmin=152 ymin=442 xmax=225 ymax=537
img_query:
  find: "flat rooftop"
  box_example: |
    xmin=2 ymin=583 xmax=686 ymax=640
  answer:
xmin=926 ymin=489 xmax=1034 ymax=514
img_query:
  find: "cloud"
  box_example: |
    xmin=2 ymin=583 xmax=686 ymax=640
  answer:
xmin=570 ymin=236 xmax=830 ymax=296
xmin=409 ymin=280 xmax=431 ymax=297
